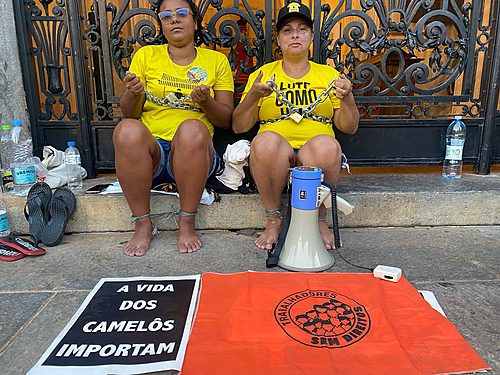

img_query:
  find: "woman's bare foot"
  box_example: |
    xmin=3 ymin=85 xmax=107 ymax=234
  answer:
xmin=124 ymin=218 xmax=153 ymax=257
xmin=255 ymin=219 xmax=282 ymax=250
xmin=318 ymin=221 xmax=337 ymax=250
xmin=178 ymin=216 xmax=202 ymax=253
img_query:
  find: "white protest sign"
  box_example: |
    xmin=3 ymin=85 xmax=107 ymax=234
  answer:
xmin=28 ymin=275 xmax=200 ymax=375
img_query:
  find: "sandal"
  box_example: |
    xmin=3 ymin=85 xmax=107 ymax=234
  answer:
xmin=0 ymin=243 xmax=25 ymax=262
xmin=41 ymin=187 xmax=76 ymax=247
xmin=24 ymin=182 xmax=52 ymax=241
xmin=0 ymin=233 xmax=46 ymax=256
xmin=52 ymin=186 xmax=76 ymax=216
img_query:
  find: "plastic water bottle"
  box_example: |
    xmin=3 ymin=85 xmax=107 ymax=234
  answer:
xmin=0 ymin=124 xmax=13 ymax=192
xmin=65 ymin=141 xmax=83 ymax=190
xmin=11 ymin=119 xmax=36 ymax=196
xmin=0 ymin=193 xmax=10 ymax=237
xmin=442 ymin=116 xmax=466 ymax=179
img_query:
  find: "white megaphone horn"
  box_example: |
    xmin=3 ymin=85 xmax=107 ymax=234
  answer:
xmin=277 ymin=166 xmax=336 ymax=272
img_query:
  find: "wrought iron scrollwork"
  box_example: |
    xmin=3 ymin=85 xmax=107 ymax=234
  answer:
xmin=14 ymin=0 xmax=499 ymax=171
xmin=106 ymin=0 xmax=267 ymax=80
xmin=24 ymin=0 xmax=77 ymax=120
xmin=318 ymin=0 xmax=471 ymax=104
xmin=104 ymin=0 xmax=268 ymax=103
xmin=108 ymin=2 xmax=161 ymax=80
xmin=25 ymin=0 xmax=490 ymax=122
xmin=200 ymin=0 xmax=266 ymax=96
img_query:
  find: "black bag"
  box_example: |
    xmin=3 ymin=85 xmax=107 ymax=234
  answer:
xmin=237 ymin=165 xmax=257 ymax=195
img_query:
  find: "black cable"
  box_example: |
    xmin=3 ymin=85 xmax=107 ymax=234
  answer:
xmin=266 ymin=192 xmax=292 ymax=268
xmin=266 ymin=180 xmax=375 ymax=272
xmin=329 ymin=182 xmax=341 ymax=250
xmin=333 ymin=248 xmax=374 ymax=272
xmin=322 ymin=182 xmax=375 ymax=273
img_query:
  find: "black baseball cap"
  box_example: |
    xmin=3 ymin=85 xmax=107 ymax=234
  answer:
xmin=276 ymin=2 xmax=313 ymax=31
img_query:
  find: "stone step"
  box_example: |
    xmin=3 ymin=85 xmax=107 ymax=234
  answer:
xmin=4 ymin=170 xmax=499 ymax=234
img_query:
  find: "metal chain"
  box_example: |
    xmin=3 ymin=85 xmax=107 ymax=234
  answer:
xmin=303 ymin=77 xmax=339 ymax=113
xmin=260 ymin=76 xmax=338 ymax=125
xmin=266 ymin=77 xmax=301 ymax=120
xmin=144 ymin=89 xmax=203 ymax=112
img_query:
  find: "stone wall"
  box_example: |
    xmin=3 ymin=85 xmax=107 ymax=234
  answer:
xmin=0 ymin=0 xmax=29 ymax=128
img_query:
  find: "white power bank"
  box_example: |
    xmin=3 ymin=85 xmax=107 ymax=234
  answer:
xmin=373 ymin=265 xmax=402 ymax=282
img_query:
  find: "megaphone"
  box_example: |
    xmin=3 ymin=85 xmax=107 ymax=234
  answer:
xmin=277 ymin=166 xmax=335 ymax=272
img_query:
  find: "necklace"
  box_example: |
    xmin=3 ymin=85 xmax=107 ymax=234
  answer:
xmin=167 ymin=46 xmax=208 ymax=86
xmin=167 ymin=46 xmax=197 ymax=66
xmin=166 ymin=46 xmax=200 ymax=84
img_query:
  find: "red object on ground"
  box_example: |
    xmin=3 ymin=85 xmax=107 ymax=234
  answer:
xmin=0 ymin=244 xmax=26 ymax=261
xmin=181 ymin=272 xmax=490 ymax=375
xmin=0 ymin=237 xmax=45 ymax=256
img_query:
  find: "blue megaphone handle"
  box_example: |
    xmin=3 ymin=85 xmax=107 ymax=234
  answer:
xmin=291 ymin=166 xmax=322 ymax=210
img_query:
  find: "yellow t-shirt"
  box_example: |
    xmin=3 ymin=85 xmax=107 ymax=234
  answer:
xmin=129 ymin=45 xmax=234 ymax=140
xmin=241 ymin=60 xmax=341 ymax=149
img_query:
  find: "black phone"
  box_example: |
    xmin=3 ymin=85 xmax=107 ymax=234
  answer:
xmin=85 ymin=183 xmax=112 ymax=194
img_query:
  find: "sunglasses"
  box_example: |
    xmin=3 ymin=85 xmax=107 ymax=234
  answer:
xmin=159 ymin=8 xmax=192 ymax=22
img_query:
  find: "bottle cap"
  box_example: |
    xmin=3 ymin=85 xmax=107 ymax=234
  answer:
xmin=454 ymin=115 xmax=462 ymax=120
xmin=11 ymin=119 xmax=22 ymax=127
xmin=1 ymin=124 xmax=11 ymax=131
xmin=67 ymin=141 xmax=76 ymax=147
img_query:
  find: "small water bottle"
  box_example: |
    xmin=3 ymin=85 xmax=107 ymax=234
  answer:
xmin=442 ymin=115 xmax=466 ymax=179
xmin=65 ymin=141 xmax=83 ymax=190
xmin=11 ymin=119 xmax=36 ymax=196
xmin=0 ymin=193 xmax=10 ymax=237
xmin=0 ymin=124 xmax=13 ymax=192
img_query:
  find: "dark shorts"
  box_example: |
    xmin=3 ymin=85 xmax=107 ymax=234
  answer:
xmin=293 ymin=148 xmax=350 ymax=172
xmin=152 ymin=138 xmax=223 ymax=186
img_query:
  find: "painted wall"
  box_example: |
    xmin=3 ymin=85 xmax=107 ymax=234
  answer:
xmin=0 ymin=0 xmax=29 ymax=128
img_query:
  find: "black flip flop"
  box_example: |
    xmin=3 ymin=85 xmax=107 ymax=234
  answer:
xmin=24 ymin=182 xmax=52 ymax=241
xmin=41 ymin=187 xmax=76 ymax=247
xmin=0 ymin=244 xmax=26 ymax=262
xmin=52 ymin=187 xmax=76 ymax=216
xmin=0 ymin=234 xmax=46 ymax=256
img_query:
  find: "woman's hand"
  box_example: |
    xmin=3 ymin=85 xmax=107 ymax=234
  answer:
xmin=249 ymin=71 xmax=273 ymax=99
xmin=190 ymin=84 xmax=212 ymax=103
xmin=123 ymin=72 xmax=144 ymax=96
xmin=334 ymin=74 xmax=353 ymax=101
xmin=333 ymin=73 xmax=359 ymax=134
xmin=120 ymin=72 xmax=145 ymax=118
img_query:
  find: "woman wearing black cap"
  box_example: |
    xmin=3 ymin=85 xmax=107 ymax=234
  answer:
xmin=232 ymin=1 xmax=359 ymax=251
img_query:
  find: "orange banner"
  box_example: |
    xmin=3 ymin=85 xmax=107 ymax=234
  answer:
xmin=181 ymin=272 xmax=490 ymax=375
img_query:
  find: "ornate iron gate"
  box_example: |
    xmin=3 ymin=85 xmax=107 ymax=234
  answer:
xmin=14 ymin=0 xmax=500 ymax=177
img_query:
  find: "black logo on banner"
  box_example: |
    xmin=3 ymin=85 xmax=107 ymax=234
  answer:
xmin=274 ymin=290 xmax=371 ymax=348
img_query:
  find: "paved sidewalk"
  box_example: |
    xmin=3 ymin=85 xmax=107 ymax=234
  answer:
xmin=1 ymin=225 xmax=499 ymax=374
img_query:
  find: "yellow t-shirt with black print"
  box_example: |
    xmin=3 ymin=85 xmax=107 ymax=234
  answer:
xmin=129 ymin=45 xmax=234 ymax=140
xmin=242 ymin=60 xmax=341 ymax=149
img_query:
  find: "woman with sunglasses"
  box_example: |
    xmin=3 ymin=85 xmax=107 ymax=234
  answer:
xmin=114 ymin=0 xmax=234 ymax=256
xmin=232 ymin=2 xmax=359 ymax=251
